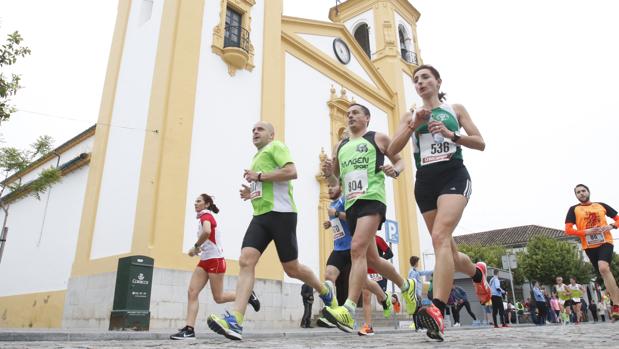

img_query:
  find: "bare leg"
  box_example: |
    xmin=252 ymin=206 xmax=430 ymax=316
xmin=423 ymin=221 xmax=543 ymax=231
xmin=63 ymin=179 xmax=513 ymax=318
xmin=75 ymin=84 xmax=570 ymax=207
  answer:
xmin=325 ymin=265 xmax=341 ymax=284
xmin=362 ymin=289 xmax=372 ymax=326
xmin=347 ymin=214 xmax=380 ymax=304
xmin=366 ymin=239 xmax=405 ymax=289
xmin=364 ymin=278 xmax=387 ymax=302
xmin=282 ymin=259 xmax=324 ymax=291
xmin=209 ymin=272 xmax=236 ymax=304
xmin=232 ymin=247 xmax=261 ymax=317
xmin=426 ymin=195 xmax=468 ymax=302
xmin=185 ymin=267 xmax=209 ymax=327
xmin=599 ymin=261 xmax=619 ymax=304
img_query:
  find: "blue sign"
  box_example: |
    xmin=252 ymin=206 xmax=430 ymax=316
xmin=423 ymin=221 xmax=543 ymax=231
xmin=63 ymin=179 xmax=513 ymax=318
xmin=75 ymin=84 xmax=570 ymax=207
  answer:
xmin=384 ymin=219 xmax=399 ymax=244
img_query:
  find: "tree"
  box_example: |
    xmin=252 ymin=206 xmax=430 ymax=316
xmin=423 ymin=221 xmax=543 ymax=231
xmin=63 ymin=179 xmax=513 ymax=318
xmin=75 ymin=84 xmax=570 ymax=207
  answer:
xmin=0 ymin=136 xmax=61 ymax=263
xmin=458 ymin=244 xmax=507 ymax=269
xmin=518 ymin=236 xmax=593 ymax=286
xmin=1 ymin=31 xmax=31 ymax=124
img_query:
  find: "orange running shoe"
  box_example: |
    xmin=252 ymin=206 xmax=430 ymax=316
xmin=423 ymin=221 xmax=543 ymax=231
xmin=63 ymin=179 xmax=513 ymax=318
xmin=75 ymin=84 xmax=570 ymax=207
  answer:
xmin=417 ymin=304 xmax=444 ymax=342
xmin=473 ymin=261 xmax=492 ymax=304
xmin=357 ymin=323 xmax=375 ymax=336
xmin=612 ymin=304 xmax=619 ymax=321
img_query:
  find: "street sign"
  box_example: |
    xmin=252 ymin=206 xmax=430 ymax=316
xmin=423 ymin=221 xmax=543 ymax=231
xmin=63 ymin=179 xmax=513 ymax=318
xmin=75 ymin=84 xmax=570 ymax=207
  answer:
xmin=501 ymin=254 xmax=517 ymax=270
xmin=385 ymin=219 xmax=399 ymax=244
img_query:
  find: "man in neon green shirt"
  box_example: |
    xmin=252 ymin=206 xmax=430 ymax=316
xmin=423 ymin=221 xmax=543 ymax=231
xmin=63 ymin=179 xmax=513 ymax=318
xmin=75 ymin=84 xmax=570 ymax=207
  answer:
xmin=207 ymin=121 xmax=335 ymax=340
xmin=321 ymin=103 xmax=418 ymax=333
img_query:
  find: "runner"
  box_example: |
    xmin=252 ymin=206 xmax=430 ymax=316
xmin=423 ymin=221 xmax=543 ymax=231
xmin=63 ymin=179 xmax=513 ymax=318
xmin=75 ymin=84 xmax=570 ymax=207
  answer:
xmin=319 ymin=183 xmax=393 ymax=329
xmin=359 ymin=235 xmax=395 ymax=336
xmin=566 ymin=277 xmax=585 ymax=324
xmin=207 ymin=121 xmax=336 ymax=340
xmin=565 ymin=184 xmax=619 ymax=320
xmin=321 ymin=103 xmax=418 ymax=334
xmin=553 ymin=276 xmax=571 ymax=323
xmin=170 ymin=194 xmax=260 ymax=340
xmin=388 ymin=64 xmax=491 ymax=341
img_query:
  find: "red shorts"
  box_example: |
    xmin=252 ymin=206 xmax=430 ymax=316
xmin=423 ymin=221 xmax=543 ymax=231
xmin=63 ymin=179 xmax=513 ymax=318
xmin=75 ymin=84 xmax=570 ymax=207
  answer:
xmin=197 ymin=258 xmax=226 ymax=274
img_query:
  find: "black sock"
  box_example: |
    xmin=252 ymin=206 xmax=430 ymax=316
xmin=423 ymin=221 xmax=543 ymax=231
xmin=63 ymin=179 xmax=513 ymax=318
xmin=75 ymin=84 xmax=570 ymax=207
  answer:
xmin=432 ymin=298 xmax=447 ymax=316
xmin=186 ymin=325 xmax=194 ymax=332
xmin=472 ymin=267 xmax=483 ymax=283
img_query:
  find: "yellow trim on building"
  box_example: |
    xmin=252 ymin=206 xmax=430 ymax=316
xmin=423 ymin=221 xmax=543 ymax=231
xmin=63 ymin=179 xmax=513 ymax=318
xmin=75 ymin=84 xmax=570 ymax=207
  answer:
xmin=71 ymin=0 xmax=132 ymax=277
xmin=0 ymin=290 xmax=65 ymax=328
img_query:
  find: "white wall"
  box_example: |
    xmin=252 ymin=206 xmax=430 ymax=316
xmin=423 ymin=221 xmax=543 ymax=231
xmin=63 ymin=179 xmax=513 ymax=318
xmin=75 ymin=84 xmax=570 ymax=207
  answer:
xmin=182 ymin=1 xmax=266 ymax=258
xmin=297 ymin=33 xmax=375 ymax=88
xmin=90 ymin=0 xmax=165 ymax=259
xmin=344 ymin=9 xmax=376 ymax=60
xmin=0 ymin=164 xmax=90 ymax=296
xmin=284 ymin=53 xmax=400 ymax=283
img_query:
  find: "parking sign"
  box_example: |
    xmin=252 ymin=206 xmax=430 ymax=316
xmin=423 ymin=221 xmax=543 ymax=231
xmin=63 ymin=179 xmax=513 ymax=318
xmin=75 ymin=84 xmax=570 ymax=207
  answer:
xmin=384 ymin=219 xmax=399 ymax=244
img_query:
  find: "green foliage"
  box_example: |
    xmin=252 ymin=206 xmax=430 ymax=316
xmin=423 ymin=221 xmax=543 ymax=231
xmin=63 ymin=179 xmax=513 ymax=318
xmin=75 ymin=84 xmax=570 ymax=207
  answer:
xmin=0 ymin=135 xmax=61 ymax=204
xmin=518 ymin=236 xmax=592 ymax=286
xmin=458 ymin=244 xmax=507 ymax=269
xmin=0 ymin=31 xmax=32 ymax=123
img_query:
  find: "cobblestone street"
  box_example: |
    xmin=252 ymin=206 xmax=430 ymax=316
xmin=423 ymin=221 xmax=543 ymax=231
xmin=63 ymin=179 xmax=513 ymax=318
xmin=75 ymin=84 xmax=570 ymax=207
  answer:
xmin=1 ymin=323 xmax=618 ymax=348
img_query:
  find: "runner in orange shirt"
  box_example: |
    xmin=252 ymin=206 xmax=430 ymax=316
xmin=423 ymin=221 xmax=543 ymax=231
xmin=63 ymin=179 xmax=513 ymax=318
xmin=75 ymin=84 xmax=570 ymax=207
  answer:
xmin=565 ymin=184 xmax=619 ymax=320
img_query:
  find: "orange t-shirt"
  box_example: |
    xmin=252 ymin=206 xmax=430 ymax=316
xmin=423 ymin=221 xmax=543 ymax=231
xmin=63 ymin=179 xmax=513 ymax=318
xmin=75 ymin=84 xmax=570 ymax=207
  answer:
xmin=565 ymin=202 xmax=618 ymax=249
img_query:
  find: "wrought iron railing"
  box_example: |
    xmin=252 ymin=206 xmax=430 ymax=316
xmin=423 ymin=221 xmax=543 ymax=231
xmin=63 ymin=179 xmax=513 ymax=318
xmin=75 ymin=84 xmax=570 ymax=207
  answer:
xmin=224 ymin=25 xmax=250 ymax=53
xmin=401 ymin=49 xmax=418 ymax=65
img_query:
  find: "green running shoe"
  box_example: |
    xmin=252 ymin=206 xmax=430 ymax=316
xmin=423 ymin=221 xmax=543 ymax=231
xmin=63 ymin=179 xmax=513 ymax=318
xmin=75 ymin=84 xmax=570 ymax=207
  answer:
xmin=402 ymin=278 xmax=418 ymax=315
xmin=383 ymin=291 xmax=393 ymax=319
xmin=322 ymin=305 xmax=354 ymax=333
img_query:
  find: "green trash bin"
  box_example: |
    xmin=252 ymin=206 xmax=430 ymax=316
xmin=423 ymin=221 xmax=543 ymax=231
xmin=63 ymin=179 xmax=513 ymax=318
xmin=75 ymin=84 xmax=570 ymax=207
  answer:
xmin=109 ymin=255 xmax=154 ymax=331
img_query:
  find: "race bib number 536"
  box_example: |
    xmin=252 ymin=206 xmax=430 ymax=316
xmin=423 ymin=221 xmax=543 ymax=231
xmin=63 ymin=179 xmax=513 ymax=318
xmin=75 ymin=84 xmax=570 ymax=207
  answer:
xmin=419 ymin=133 xmax=456 ymax=166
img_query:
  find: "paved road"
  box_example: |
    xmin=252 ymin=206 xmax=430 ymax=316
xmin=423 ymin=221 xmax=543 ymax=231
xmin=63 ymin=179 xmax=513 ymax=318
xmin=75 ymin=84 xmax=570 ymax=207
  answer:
xmin=1 ymin=323 xmax=617 ymax=348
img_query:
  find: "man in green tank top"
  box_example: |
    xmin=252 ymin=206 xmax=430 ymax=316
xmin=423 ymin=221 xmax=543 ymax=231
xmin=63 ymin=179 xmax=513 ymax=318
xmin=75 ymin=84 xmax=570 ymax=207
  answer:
xmin=208 ymin=121 xmax=336 ymax=340
xmin=321 ymin=104 xmax=419 ymax=333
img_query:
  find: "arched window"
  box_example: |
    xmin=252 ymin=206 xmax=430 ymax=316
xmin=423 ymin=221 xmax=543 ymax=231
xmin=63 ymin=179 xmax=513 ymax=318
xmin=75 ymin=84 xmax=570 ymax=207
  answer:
xmin=398 ymin=24 xmax=417 ymax=64
xmin=353 ymin=23 xmax=371 ymax=59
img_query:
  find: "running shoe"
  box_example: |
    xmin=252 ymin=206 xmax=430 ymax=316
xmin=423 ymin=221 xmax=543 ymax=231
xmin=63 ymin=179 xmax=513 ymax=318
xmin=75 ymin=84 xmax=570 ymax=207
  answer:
xmin=612 ymin=305 xmax=619 ymax=320
xmin=319 ymin=280 xmax=338 ymax=308
xmin=417 ymin=304 xmax=445 ymax=342
xmin=502 ymin=323 xmax=510 ymax=328
xmin=357 ymin=323 xmax=375 ymax=336
xmin=170 ymin=325 xmax=195 ymax=340
xmin=248 ymin=290 xmax=261 ymax=312
xmin=383 ymin=291 xmax=393 ymax=318
xmin=402 ymin=278 xmax=418 ymax=315
xmin=322 ymin=305 xmax=354 ymax=333
xmin=473 ymin=262 xmax=492 ymax=304
xmin=453 ymin=322 xmax=461 ymax=327
xmin=207 ymin=311 xmax=243 ymax=340
xmin=316 ymin=317 xmax=337 ymax=328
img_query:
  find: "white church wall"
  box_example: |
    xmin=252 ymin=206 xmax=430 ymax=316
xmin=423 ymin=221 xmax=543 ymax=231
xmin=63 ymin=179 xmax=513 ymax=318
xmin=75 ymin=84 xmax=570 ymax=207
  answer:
xmin=182 ymin=1 xmax=267 ymax=259
xmin=90 ymin=0 xmax=165 ymax=259
xmin=0 ymin=165 xmax=90 ymax=296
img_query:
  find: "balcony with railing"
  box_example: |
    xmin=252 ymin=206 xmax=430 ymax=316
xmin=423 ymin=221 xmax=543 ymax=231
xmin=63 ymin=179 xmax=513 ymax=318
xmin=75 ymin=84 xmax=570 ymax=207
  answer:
xmin=222 ymin=25 xmax=251 ymax=71
xmin=401 ymin=49 xmax=418 ymax=65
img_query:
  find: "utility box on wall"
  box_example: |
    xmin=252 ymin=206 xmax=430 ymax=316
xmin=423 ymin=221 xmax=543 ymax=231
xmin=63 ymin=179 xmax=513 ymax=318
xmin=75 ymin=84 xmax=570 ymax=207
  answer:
xmin=109 ymin=255 xmax=154 ymax=331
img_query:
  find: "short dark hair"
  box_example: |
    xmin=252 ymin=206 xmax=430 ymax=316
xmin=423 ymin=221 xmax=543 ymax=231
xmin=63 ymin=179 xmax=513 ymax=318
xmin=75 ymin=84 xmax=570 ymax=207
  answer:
xmin=493 ymin=269 xmax=500 ymax=276
xmin=349 ymin=103 xmax=370 ymax=117
xmin=574 ymin=184 xmax=590 ymax=193
xmin=409 ymin=256 xmax=420 ymax=267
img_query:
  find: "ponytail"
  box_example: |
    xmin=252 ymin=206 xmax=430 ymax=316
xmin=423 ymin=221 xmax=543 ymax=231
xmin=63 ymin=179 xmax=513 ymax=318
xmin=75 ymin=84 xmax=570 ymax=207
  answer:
xmin=200 ymin=193 xmax=220 ymax=214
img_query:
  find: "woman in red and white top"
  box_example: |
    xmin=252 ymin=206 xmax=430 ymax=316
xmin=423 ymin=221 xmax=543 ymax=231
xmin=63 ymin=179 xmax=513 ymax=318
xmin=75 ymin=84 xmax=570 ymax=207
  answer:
xmin=171 ymin=194 xmax=260 ymax=340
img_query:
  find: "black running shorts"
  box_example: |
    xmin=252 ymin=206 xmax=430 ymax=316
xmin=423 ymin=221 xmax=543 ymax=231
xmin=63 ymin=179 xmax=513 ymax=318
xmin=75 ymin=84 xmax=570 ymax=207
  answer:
xmin=585 ymin=243 xmax=614 ymax=275
xmin=242 ymin=211 xmax=298 ymax=263
xmin=326 ymin=249 xmax=351 ymax=272
xmin=414 ymin=164 xmax=472 ymax=213
xmin=345 ymin=199 xmax=387 ymax=236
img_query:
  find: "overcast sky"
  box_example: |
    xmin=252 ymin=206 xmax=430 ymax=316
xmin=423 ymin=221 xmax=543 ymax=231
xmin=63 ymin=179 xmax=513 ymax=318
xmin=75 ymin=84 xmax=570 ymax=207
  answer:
xmin=1 ymin=1 xmax=618 ymax=263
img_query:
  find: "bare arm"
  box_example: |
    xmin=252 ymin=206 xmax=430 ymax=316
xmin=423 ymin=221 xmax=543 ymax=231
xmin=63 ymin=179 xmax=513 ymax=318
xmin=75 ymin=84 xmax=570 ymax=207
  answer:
xmin=451 ymin=104 xmax=485 ymax=151
xmin=244 ymin=163 xmax=297 ymax=182
xmin=388 ymin=109 xmax=430 ymax=156
xmin=376 ymin=132 xmax=405 ymax=178
xmin=322 ymin=142 xmax=342 ymax=186
xmin=189 ymin=220 xmax=211 ymax=256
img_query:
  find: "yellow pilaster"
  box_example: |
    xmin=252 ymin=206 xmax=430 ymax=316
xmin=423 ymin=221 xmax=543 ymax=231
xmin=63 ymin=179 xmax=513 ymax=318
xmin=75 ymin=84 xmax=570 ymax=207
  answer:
xmin=71 ymin=0 xmax=132 ymax=277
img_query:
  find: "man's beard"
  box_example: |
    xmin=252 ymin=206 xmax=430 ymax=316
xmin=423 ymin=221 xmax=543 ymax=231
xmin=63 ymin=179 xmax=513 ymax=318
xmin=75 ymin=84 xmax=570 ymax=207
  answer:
xmin=578 ymin=195 xmax=590 ymax=203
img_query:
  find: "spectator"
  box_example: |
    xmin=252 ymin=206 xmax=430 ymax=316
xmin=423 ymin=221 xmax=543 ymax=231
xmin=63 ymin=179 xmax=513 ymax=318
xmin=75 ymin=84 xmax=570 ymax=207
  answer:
xmin=448 ymin=285 xmax=477 ymax=326
xmin=533 ymin=281 xmax=548 ymax=325
xmin=408 ymin=256 xmax=433 ymax=329
xmin=550 ymin=293 xmax=561 ymax=323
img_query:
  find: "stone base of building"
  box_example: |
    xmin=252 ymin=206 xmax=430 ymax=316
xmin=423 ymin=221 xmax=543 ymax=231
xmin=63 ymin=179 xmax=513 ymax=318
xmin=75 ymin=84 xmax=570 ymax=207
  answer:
xmin=62 ymin=267 xmax=318 ymax=330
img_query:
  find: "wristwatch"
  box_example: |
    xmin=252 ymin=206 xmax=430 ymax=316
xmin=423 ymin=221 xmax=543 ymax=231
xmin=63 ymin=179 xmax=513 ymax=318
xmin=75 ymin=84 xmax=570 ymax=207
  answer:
xmin=257 ymin=172 xmax=263 ymax=182
xmin=451 ymin=131 xmax=461 ymax=143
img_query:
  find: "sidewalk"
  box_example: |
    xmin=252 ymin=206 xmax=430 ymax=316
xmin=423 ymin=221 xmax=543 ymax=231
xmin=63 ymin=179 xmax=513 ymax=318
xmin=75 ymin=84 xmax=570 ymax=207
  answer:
xmin=0 ymin=323 xmax=533 ymax=342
